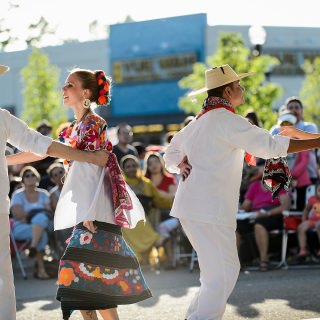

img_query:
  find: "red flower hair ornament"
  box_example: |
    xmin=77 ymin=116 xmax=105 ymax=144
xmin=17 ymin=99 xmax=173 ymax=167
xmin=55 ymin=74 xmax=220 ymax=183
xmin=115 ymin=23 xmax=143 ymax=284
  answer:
xmin=95 ymin=70 xmax=112 ymax=106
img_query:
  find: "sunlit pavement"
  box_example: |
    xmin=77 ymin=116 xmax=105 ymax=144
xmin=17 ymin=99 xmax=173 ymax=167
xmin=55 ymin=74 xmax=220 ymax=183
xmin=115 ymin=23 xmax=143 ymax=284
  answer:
xmin=15 ymin=263 xmax=320 ymax=320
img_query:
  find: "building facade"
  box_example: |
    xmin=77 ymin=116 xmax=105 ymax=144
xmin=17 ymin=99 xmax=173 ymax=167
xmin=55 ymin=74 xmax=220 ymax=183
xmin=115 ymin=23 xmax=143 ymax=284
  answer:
xmin=0 ymin=14 xmax=319 ymax=142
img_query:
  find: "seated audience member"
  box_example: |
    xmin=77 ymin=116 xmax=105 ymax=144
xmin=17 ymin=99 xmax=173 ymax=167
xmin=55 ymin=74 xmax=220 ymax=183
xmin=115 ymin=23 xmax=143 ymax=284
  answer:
xmin=165 ymin=131 xmax=177 ymax=146
xmin=9 ymin=176 xmax=22 ymax=200
xmin=132 ymin=141 xmax=147 ymax=169
xmin=144 ymin=152 xmax=177 ymax=205
xmin=239 ymin=110 xmax=261 ymax=202
xmin=237 ymin=159 xmax=291 ymax=271
xmin=270 ymin=98 xmax=319 ymax=184
xmin=47 ymin=162 xmax=71 ymax=255
xmin=144 ymin=151 xmax=179 ymax=266
xmin=10 ymin=166 xmax=52 ymax=279
xmin=278 ymin=110 xmax=311 ymax=210
xmin=244 ymin=109 xmax=260 ymax=127
xmin=32 ymin=120 xmax=55 ymax=190
xmin=55 ymin=121 xmax=72 ymax=138
xmin=183 ymin=115 xmax=195 ymax=127
xmin=120 ymin=155 xmax=173 ymax=264
xmin=113 ymin=123 xmax=138 ymax=163
xmin=296 ymin=183 xmax=320 ymax=259
xmin=47 ymin=162 xmax=65 ymax=211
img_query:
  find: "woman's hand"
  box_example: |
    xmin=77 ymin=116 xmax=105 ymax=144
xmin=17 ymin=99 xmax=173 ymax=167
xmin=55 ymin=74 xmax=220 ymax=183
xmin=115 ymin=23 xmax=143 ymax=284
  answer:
xmin=91 ymin=150 xmax=110 ymax=167
xmin=255 ymin=209 xmax=270 ymax=219
xmin=178 ymin=155 xmax=192 ymax=181
xmin=83 ymin=220 xmax=97 ymax=233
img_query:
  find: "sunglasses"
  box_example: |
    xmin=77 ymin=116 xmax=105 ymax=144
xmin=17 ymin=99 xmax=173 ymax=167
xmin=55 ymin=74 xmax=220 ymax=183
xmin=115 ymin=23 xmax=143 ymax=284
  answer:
xmin=24 ymin=173 xmax=36 ymax=178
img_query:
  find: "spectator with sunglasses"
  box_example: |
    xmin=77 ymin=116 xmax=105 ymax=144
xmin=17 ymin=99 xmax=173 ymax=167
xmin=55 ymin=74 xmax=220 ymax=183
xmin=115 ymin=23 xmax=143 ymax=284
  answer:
xmin=10 ymin=166 xmax=52 ymax=280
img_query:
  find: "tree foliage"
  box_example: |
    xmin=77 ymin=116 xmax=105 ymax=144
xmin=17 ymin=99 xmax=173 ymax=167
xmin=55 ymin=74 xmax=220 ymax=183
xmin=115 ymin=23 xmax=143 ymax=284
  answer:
xmin=25 ymin=16 xmax=55 ymax=48
xmin=0 ymin=2 xmax=55 ymax=51
xmin=21 ymin=48 xmax=67 ymax=136
xmin=179 ymin=33 xmax=283 ymax=129
xmin=299 ymin=57 xmax=320 ymax=126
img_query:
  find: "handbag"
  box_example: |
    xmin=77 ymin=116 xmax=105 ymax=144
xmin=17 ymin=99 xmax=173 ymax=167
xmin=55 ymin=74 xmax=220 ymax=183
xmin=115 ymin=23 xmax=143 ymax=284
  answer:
xmin=283 ymin=215 xmax=302 ymax=231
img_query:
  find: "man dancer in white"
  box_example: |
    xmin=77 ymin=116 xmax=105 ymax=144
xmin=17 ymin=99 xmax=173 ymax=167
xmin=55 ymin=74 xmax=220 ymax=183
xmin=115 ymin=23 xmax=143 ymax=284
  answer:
xmin=0 ymin=65 xmax=109 ymax=320
xmin=164 ymin=64 xmax=320 ymax=320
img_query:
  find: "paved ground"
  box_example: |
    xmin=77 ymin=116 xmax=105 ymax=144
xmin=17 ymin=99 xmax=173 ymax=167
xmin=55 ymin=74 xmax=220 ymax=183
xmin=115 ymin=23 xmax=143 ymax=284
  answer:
xmin=14 ymin=261 xmax=320 ymax=320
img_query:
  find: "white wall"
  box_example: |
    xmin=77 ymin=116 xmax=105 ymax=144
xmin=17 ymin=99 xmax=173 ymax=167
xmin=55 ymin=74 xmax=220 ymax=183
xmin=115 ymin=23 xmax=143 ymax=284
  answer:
xmin=0 ymin=39 xmax=109 ymax=117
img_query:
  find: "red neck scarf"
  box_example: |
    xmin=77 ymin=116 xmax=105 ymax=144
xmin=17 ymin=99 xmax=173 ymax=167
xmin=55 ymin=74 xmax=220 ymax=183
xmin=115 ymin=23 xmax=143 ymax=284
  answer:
xmin=196 ymin=96 xmax=256 ymax=166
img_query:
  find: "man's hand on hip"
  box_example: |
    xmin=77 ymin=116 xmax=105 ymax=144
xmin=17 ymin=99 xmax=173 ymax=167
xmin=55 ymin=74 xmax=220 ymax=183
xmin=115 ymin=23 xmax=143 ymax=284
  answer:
xmin=178 ymin=155 xmax=192 ymax=181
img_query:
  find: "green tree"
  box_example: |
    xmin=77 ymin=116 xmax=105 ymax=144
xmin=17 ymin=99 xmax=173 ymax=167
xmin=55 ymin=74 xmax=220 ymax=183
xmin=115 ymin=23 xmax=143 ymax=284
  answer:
xmin=21 ymin=48 xmax=67 ymax=136
xmin=179 ymin=33 xmax=283 ymax=129
xmin=299 ymin=57 xmax=320 ymax=125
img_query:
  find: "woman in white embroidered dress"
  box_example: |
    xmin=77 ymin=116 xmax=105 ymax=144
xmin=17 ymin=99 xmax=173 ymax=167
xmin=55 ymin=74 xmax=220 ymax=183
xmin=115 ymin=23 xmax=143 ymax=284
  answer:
xmin=54 ymin=68 xmax=151 ymax=320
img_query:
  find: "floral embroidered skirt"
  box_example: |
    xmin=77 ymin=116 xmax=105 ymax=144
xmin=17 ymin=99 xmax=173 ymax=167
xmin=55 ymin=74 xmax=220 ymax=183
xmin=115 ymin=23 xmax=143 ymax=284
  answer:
xmin=56 ymin=221 xmax=152 ymax=319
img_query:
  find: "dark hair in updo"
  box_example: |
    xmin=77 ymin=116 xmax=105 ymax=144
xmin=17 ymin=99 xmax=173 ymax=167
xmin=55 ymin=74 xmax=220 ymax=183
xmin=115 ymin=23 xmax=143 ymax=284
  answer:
xmin=70 ymin=68 xmax=112 ymax=105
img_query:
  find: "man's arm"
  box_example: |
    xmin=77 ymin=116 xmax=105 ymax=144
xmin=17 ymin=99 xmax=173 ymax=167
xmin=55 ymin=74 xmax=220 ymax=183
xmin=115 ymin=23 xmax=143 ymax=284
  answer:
xmin=3 ymin=110 xmax=109 ymax=167
xmin=280 ymin=127 xmax=320 ymax=140
xmin=287 ymin=138 xmax=320 ymax=154
xmin=6 ymin=152 xmax=46 ymax=165
xmin=227 ymin=115 xmax=320 ymax=158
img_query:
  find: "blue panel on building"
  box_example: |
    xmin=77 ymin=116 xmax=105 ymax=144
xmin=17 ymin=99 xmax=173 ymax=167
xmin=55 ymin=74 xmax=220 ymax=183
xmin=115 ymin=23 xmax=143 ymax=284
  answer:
xmin=109 ymin=14 xmax=207 ymax=118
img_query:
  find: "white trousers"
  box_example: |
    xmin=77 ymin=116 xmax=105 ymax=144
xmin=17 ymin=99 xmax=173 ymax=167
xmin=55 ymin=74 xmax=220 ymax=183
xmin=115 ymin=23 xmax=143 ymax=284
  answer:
xmin=0 ymin=214 xmax=16 ymax=320
xmin=180 ymin=219 xmax=240 ymax=320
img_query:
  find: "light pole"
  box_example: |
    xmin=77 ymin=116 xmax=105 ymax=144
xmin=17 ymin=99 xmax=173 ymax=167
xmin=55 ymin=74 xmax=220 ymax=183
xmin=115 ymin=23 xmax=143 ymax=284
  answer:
xmin=248 ymin=25 xmax=267 ymax=57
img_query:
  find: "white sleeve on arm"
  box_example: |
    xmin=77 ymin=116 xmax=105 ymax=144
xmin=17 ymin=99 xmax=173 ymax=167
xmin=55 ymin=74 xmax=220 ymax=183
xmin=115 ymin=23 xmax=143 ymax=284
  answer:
xmin=5 ymin=109 xmax=53 ymax=156
xmin=163 ymin=130 xmax=185 ymax=174
xmin=227 ymin=115 xmax=290 ymax=159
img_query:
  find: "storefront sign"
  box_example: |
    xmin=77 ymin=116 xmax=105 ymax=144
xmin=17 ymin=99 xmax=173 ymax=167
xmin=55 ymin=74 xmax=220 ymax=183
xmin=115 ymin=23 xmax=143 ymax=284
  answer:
xmin=112 ymin=52 xmax=197 ymax=84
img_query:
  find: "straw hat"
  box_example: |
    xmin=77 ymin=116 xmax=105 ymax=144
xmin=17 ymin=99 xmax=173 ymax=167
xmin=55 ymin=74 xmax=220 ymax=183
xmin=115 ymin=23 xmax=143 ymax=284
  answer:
xmin=188 ymin=64 xmax=255 ymax=96
xmin=0 ymin=65 xmax=9 ymax=75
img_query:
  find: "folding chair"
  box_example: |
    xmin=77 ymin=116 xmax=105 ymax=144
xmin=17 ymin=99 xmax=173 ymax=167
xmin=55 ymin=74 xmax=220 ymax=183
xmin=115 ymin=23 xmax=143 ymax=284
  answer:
xmin=9 ymin=218 xmax=30 ymax=280
xmin=277 ymin=184 xmax=316 ymax=268
xmin=171 ymin=223 xmax=195 ymax=270
xmin=189 ymin=249 xmax=198 ymax=272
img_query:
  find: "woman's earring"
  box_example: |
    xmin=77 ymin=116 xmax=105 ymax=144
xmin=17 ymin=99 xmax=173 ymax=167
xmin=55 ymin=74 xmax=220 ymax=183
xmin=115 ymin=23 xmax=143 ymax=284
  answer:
xmin=83 ymin=98 xmax=91 ymax=109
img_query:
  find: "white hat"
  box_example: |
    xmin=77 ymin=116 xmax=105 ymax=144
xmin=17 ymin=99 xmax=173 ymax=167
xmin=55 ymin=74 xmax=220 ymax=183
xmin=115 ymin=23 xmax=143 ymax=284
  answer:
xmin=277 ymin=111 xmax=297 ymax=125
xmin=0 ymin=65 xmax=9 ymax=75
xmin=188 ymin=64 xmax=255 ymax=96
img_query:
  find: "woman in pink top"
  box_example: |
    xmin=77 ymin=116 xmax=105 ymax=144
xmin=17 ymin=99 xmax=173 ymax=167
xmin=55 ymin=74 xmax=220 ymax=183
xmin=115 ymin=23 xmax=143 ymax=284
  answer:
xmin=290 ymin=151 xmax=311 ymax=211
xmin=237 ymin=159 xmax=291 ymax=271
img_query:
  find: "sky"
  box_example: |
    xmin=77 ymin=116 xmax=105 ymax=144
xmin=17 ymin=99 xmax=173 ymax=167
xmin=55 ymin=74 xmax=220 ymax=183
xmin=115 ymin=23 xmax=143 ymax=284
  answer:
xmin=1 ymin=0 xmax=320 ymax=51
